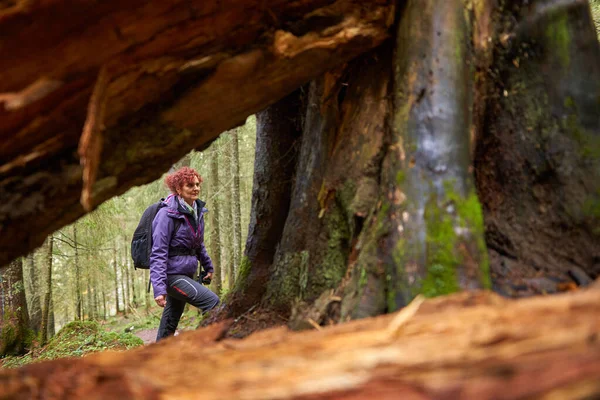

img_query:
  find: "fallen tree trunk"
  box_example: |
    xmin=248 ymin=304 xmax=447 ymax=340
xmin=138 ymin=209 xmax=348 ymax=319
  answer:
xmin=1 ymin=286 xmax=600 ymax=399
xmin=0 ymin=0 xmax=393 ymax=267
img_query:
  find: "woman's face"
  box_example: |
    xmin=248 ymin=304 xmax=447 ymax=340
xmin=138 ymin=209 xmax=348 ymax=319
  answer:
xmin=178 ymin=176 xmax=200 ymax=206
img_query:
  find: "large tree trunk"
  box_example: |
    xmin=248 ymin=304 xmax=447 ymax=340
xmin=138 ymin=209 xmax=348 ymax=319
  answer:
xmin=0 ymin=258 xmax=30 ymax=356
xmin=228 ymin=89 xmax=304 ymax=316
xmin=474 ymin=0 xmax=600 ymax=287
xmin=2 ymin=287 xmax=600 ymax=399
xmin=264 ymin=47 xmax=393 ymax=319
xmin=0 ymin=0 xmax=393 ymax=268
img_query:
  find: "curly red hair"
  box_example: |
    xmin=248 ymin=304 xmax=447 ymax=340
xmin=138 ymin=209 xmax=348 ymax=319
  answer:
xmin=165 ymin=166 xmax=203 ymax=194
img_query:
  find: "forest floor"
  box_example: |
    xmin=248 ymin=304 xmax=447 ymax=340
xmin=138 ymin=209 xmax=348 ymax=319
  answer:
xmin=132 ymin=306 xmax=288 ymax=344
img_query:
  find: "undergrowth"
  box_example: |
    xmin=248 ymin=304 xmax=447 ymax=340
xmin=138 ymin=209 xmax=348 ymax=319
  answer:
xmin=0 ymin=321 xmax=143 ymax=369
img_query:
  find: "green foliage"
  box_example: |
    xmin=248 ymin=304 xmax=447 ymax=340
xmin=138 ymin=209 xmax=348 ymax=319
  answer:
xmin=1 ymin=321 xmax=143 ymax=369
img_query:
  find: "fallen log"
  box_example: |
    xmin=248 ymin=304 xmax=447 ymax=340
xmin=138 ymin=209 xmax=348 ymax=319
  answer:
xmin=2 ymin=286 xmax=599 ymax=399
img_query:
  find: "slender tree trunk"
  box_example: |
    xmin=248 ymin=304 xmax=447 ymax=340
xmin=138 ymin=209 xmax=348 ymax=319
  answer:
xmin=230 ymin=130 xmax=243 ymax=282
xmin=25 ymin=252 xmax=42 ymax=334
xmin=209 ymin=146 xmax=222 ymax=295
xmin=124 ymin=244 xmax=131 ymax=313
xmin=126 ymin=240 xmax=137 ymax=309
xmin=144 ymin=269 xmax=151 ymax=312
xmin=73 ymin=225 xmax=82 ymax=321
xmin=102 ymin=290 xmax=107 ymax=320
xmin=47 ymin=296 xmax=55 ymax=339
xmin=0 ymin=258 xmax=30 ymax=355
xmin=120 ymin=261 xmax=127 ymax=316
xmin=113 ymin=242 xmax=120 ymax=314
xmin=40 ymin=234 xmax=53 ymax=344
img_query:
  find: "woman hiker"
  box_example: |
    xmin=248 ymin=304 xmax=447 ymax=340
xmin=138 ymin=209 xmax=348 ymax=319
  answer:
xmin=150 ymin=166 xmax=220 ymax=341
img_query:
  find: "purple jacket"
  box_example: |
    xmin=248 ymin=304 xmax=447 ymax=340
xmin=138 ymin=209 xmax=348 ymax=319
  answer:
xmin=150 ymin=195 xmax=214 ymax=297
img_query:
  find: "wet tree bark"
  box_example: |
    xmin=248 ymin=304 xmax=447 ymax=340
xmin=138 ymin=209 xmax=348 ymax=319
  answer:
xmin=0 ymin=258 xmax=30 ymax=356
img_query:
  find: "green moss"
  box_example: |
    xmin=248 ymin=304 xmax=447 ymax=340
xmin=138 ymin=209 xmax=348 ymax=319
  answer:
xmin=546 ymin=13 xmax=571 ymax=67
xmin=396 ymin=171 xmax=406 ymax=186
xmin=234 ymin=256 xmax=252 ymax=292
xmin=564 ymin=96 xmax=575 ymax=109
xmin=310 ymin=205 xmax=351 ymax=299
xmin=446 ymin=184 xmax=491 ymax=289
xmin=1 ymin=321 xmax=143 ymax=369
xmin=419 ymin=185 xmax=491 ymax=297
xmin=421 ymin=196 xmax=461 ymax=297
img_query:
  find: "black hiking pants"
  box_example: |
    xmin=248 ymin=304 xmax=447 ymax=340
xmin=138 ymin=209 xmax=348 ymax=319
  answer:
xmin=156 ymin=274 xmax=219 ymax=342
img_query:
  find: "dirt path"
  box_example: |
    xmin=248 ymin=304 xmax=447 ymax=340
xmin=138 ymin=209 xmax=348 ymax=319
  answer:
xmin=135 ymin=329 xmax=158 ymax=345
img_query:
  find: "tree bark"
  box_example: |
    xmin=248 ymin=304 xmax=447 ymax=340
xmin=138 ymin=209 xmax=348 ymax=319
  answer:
xmin=474 ymin=0 xmax=600 ymax=284
xmin=40 ymin=234 xmax=53 ymax=345
xmin=228 ymin=89 xmax=304 ymax=316
xmin=0 ymin=258 xmax=30 ymax=356
xmin=0 ymin=0 xmax=393 ymax=268
xmin=368 ymin=0 xmax=489 ymax=310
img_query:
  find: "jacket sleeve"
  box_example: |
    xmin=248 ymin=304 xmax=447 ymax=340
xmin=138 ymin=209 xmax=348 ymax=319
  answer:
xmin=196 ymin=214 xmax=214 ymax=273
xmin=150 ymin=210 xmax=173 ymax=297
xmin=197 ymin=242 xmax=214 ymax=273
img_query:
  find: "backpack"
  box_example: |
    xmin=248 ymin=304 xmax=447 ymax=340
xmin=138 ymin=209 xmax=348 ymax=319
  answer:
xmin=131 ymin=199 xmax=182 ymax=269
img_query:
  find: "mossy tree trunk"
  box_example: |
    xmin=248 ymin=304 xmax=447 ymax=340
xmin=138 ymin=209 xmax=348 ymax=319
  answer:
xmin=475 ymin=0 xmax=600 ymax=282
xmin=228 ymin=90 xmax=304 ymax=316
xmin=264 ymin=46 xmax=392 ymax=318
xmin=348 ymin=0 xmax=490 ymax=315
xmin=0 ymin=258 xmax=30 ymax=356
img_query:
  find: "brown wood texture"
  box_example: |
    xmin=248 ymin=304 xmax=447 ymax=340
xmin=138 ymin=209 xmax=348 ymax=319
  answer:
xmin=2 ymin=287 xmax=600 ymax=399
xmin=0 ymin=0 xmax=393 ymax=267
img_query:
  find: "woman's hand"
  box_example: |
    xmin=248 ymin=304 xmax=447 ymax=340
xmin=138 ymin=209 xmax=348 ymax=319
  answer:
xmin=206 ymin=272 xmax=213 ymax=280
xmin=155 ymin=295 xmax=167 ymax=307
